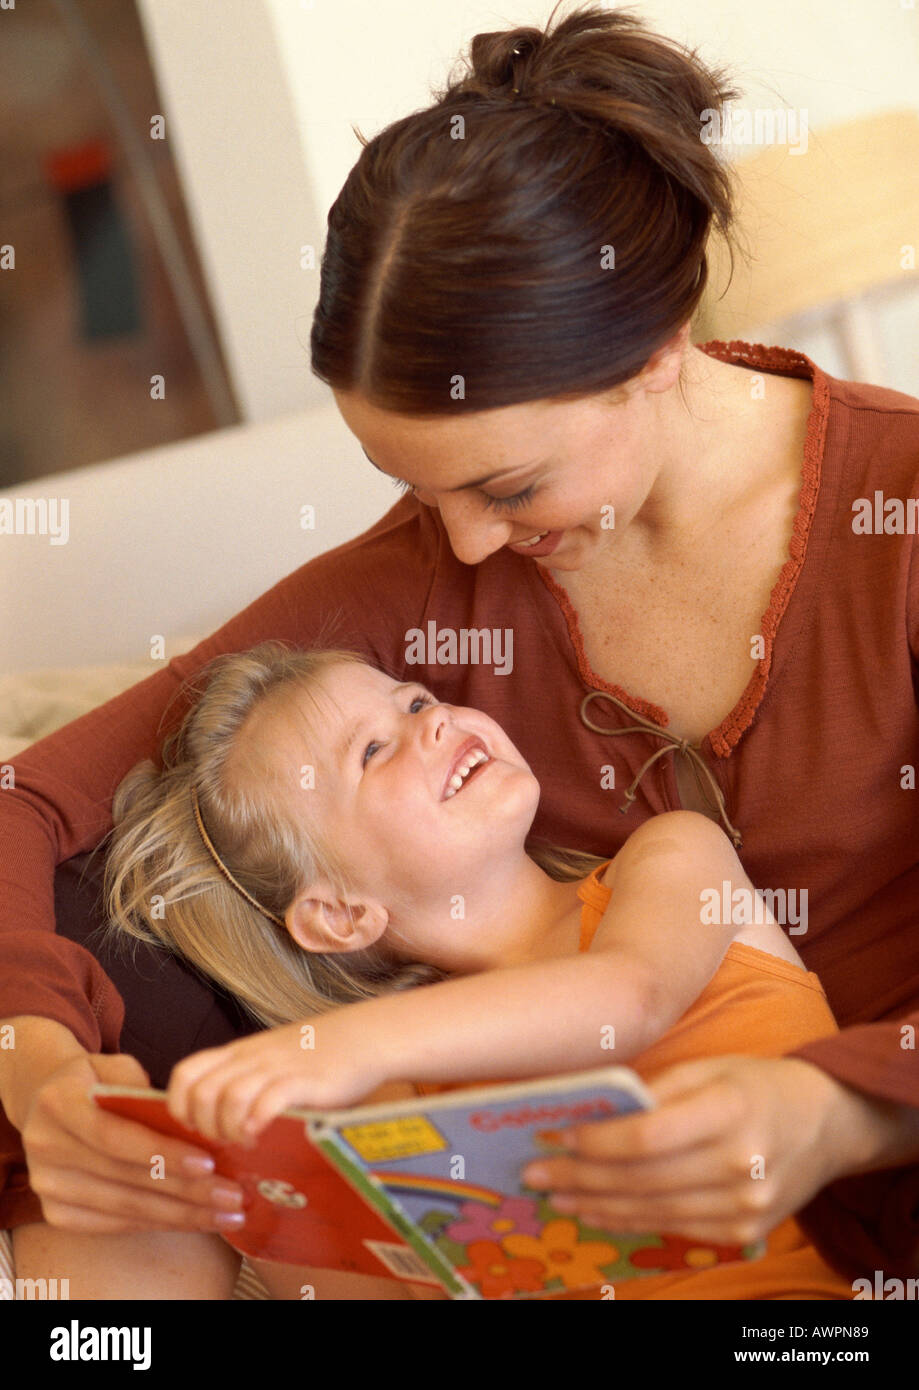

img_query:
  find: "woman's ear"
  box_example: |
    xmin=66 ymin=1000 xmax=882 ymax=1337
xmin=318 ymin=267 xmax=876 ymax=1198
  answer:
xmin=637 ymin=321 xmax=692 ymax=394
xmin=284 ymin=880 xmax=389 ymax=955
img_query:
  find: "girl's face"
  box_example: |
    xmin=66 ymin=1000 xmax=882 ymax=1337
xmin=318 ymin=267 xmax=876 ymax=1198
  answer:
xmin=263 ymin=662 xmax=541 ymax=943
xmin=331 ymin=330 xmax=686 ymax=573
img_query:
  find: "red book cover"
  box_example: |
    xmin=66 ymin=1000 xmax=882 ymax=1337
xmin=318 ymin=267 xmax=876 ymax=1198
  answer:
xmin=96 ymin=1068 xmax=758 ymax=1298
xmin=93 ymin=1090 xmax=441 ymax=1286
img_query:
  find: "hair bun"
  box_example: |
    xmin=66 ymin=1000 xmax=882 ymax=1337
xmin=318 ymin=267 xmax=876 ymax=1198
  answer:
xmin=450 ymin=4 xmax=737 ymax=239
xmin=469 ymin=25 xmax=544 ymax=93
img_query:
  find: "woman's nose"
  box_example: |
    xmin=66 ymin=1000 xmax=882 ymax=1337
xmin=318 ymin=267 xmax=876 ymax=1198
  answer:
xmin=433 ymin=497 xmax=512 ymax=566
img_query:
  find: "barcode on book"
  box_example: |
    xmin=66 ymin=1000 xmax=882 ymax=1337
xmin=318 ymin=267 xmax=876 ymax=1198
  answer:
xmin=363 ymin=1240 xmax=440 ymax=1284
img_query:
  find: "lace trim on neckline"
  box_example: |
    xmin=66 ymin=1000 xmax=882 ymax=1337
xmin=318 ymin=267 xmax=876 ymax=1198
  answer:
xmin=536 ymin=339 xmax=829 ymax=759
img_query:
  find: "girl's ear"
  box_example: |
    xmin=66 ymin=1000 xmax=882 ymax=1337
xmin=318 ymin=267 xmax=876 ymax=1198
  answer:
xmin=284 ymin=881 xmax=389 ymax=955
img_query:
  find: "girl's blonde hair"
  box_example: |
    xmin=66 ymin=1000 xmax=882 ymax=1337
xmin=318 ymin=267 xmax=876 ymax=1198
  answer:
xmin=103 ymin=641 xmax=607 ymax=1027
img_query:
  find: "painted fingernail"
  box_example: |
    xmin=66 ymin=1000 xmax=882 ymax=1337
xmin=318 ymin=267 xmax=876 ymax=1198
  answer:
xmin=182 ymin=1155 xmax=215 ymax=1175
xmin=213 ymin=1211 xmax=246 ymax=1229
xmin=546 ymin=1194 xmax=578 ymax=1213
xmin=211 ymin=1186 xmax=244 ymax=1209
xmin=523 ymin=1164 xmax=550 ymax=1186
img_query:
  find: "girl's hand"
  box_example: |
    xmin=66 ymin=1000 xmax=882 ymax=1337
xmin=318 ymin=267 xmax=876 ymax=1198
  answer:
xmin=166 ymin=1013 xmax=383 ymax=1144
xmin=521 ymin=1056 xmax=904 ymax=1246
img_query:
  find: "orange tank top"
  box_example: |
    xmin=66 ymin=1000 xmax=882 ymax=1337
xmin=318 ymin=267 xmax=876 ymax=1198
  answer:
xmin=574 ymin=860 xmax=838 ymax=1084
xmin=417 ymin=862 xmax=854 ymax=1300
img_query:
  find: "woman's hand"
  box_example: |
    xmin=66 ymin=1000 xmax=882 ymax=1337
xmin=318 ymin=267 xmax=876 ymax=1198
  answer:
xmin=522 ymin=1055 xmax=916 ymax=1246
xmin=166 ymin=1012 xmax=383 ymax=1144
xmin=12 ymin=1049 xmax=248 ymax=1236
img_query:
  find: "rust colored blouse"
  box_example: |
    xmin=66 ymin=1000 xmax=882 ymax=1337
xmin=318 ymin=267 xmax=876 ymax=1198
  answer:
xmin=0 ymin=341 xmax=917 ymax=1279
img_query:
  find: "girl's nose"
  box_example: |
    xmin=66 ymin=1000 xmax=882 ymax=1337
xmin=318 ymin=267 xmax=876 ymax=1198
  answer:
xmin=420 ymin=703 xmax=450 ymax=745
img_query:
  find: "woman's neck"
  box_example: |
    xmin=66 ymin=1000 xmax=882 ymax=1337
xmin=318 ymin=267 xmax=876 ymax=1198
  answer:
xmin=625 ymin=350 xmax=773 ymax=548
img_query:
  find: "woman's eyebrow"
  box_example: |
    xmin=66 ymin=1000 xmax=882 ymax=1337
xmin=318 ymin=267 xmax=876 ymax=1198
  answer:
xmin=360 ymin=446 xmax=540 ymax=492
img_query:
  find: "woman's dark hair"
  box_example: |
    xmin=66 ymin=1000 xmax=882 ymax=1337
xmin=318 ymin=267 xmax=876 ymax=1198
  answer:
xmin=311 ymin=1 xmax=740 ymax=413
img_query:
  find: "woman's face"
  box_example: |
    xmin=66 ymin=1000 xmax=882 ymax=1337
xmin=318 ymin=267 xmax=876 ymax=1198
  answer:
xmin=331 ymin=339 xmax=683 ymax=572
xmin=260 ymin=662 xmax=541 ymax=940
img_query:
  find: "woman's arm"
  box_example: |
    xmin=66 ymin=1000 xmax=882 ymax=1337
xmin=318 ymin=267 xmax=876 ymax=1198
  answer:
xmin=166 ymin=812 xmax=747 ymax=1142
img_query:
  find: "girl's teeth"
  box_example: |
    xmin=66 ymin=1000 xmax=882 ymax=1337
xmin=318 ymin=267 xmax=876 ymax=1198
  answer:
xmin=444 ymin=750 xmax=489 ymax=798
xmin=516 ymin=532 xmax=548 ymax=547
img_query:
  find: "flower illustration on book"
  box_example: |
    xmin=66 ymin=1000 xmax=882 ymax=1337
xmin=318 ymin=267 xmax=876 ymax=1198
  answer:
xmin=446 ymin=1196 xmax=541 ymax=1245
xmin=628 ymin=1234 xmax=745 ymax=1271
xmin=456 ymin=1240 xmax=547 ymax=1299
xmin=502 ymin=1218 xmax=619 ymax=1290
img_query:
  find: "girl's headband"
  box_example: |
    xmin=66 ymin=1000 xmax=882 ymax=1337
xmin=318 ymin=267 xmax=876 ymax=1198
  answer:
xmin=189 ymin=785 xmax=287 ymax=928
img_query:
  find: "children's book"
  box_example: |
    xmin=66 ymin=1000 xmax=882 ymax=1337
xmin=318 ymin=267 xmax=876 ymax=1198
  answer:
xmin=94 ymin=1066 xmax=762 ymax=1299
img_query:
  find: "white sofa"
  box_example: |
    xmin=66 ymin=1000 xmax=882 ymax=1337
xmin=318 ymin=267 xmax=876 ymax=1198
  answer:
xmin=1 ymin=398 xmax=401 ymax=675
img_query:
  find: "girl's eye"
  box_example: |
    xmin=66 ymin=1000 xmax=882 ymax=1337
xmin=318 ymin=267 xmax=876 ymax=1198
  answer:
xmin=482 ymin=485 xmax=536 ymax=513
xmin=392 ymin=478 xmax=415 ymax=495
xmin=361 ymin=692 xmax=437 ymax=767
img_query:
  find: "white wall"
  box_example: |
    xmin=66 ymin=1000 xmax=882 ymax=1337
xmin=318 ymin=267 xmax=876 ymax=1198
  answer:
xmin=266 ymin=0 xmax=919 ymax=160
xmin=0 ymin=401 xmax=404 ymax=671
xmin=136 ymin=0 xmax=919 ymax=418
xmin=134 ymin=0 xmax=324 ymax=422
xmin=638 ymin=0 xmax=918 ymax=127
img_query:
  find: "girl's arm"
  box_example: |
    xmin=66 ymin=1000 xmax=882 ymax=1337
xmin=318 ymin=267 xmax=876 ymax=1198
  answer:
xmin=167 ymin=812 xmax=749 ymax=1142
xmin=358 ymin=811 xmax=744 ymax=1081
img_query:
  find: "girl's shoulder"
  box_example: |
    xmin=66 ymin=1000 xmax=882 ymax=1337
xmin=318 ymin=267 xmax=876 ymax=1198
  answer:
xmin=604 ymin=811 xmax=808 ymax=971
xmin=607 ymin=810 xmax=734 ymax=876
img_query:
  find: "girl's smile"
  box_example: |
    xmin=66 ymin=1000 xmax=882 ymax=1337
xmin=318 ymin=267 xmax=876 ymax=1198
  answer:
xmin=442 ymin=740 xmax=491 ymax=799
xmin=236 ymin=661 xmax=581 ymax=974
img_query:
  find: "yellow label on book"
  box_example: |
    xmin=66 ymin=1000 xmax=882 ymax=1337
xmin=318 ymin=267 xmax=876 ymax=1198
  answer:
xmin=341 ymin=1115 xmax=448 ymax=1162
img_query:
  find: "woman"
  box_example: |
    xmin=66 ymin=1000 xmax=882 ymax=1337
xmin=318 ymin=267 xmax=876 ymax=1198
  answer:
xmin=2 ymin=4 xmax=918 ymax=1297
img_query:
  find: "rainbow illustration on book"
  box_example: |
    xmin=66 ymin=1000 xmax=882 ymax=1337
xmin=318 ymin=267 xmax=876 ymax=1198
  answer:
xmin=323 ymin=1082 xmax=758 ymax=1298
xmin=372 ymin=1172 xmax=504 ymax=1205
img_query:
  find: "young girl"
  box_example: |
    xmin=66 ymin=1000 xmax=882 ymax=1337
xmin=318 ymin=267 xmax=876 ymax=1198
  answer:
xmin=102 ymin=640 xmax=852 ymax=1300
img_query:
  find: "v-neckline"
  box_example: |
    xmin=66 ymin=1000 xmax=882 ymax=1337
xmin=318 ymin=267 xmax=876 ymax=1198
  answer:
xmin=529 ymin=341 xmax=830 ymax=758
